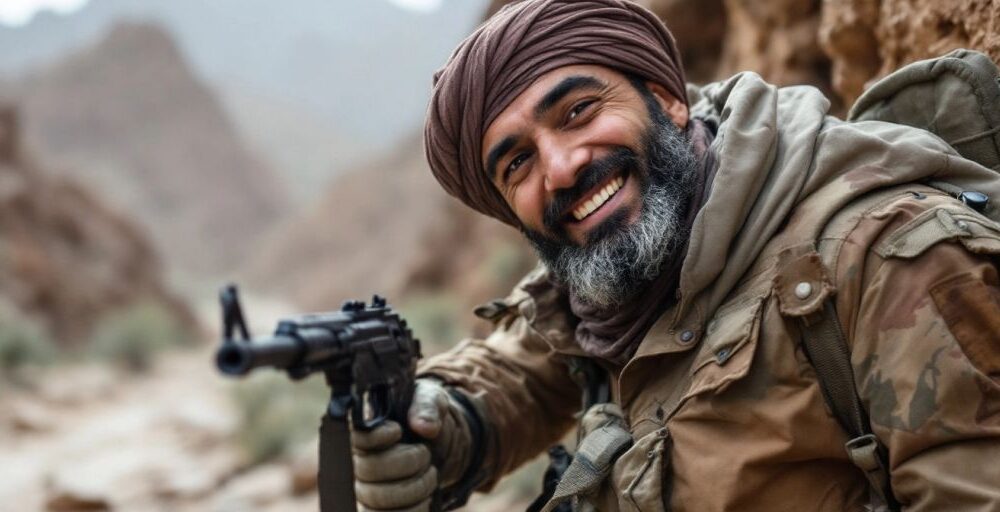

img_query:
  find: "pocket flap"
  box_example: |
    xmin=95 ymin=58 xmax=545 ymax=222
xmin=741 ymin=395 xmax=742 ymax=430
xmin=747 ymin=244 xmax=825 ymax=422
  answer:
xmin=686 ymin=294 xmax=766 ymax=398
xmin=875 ymin=207 xmax=1000 ymax=259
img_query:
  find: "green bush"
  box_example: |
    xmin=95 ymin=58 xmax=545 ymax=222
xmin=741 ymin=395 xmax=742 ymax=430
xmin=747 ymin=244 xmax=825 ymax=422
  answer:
xmin=397 ymin=293 xmax=462 ymax=353
xmin=0 ymin=316 xmax=56 ymax=383
xmin=231 ymin=372 xmax=329 ymax=465
xmin=481 ymin=242 xmax=534 ymax=291
xmin=88 ymin=301 xmax=190 ymax=372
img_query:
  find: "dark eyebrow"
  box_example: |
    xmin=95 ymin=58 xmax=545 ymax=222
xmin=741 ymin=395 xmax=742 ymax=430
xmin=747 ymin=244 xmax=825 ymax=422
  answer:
xmin=484 ymin=75 xmax=607 ymax=181
xmin=485 ymin=135 xmax=517 ymax=182
xmin=533 ymin=75 xmax=606 ymax=119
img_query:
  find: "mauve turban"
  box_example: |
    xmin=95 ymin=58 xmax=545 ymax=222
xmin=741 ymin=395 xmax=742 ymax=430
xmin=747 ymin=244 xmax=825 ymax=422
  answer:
xmin=424 ymin=0 xmax=687 ymax=226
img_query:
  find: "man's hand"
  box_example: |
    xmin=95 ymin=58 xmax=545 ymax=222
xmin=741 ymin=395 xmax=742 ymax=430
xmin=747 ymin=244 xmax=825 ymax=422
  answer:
xmin=352 ymin=379 xmax=475 ymax=512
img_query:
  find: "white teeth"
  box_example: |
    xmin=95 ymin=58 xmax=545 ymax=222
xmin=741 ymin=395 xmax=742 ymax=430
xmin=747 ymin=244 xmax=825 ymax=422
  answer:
xmin=571 ymin=176 xmax=625 ymax=221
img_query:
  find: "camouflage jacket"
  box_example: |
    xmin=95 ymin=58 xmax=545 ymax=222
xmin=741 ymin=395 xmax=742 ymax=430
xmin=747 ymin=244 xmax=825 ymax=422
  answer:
xmin=420 ymin=72 xmax=1000 ymax=511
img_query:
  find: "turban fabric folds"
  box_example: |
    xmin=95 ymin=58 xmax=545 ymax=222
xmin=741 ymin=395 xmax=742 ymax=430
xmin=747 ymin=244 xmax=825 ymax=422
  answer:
xmin=424 ymin=0 xmax=687 ymax=226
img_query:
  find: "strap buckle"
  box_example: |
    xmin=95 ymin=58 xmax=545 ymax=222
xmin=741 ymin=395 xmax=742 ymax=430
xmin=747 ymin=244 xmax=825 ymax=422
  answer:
xmin=845 ymin=434 xmax=882 ymax=472
xmin=845 ymin=434 xmax=898 ymax=511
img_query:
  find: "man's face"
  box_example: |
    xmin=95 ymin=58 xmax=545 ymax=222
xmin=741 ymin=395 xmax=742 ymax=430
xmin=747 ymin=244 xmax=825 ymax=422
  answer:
xmin=481 ymin=65 xmax=699 ymax=307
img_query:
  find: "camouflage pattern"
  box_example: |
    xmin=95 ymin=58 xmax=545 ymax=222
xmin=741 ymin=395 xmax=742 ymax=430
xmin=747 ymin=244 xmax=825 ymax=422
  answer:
xmin=419 ymin=71 xmax=1000 ymax=511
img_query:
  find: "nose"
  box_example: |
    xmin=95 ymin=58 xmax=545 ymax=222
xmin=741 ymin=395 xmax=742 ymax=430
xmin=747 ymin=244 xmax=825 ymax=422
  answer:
xmin=539 ymin=134 xmax=589 ymax=193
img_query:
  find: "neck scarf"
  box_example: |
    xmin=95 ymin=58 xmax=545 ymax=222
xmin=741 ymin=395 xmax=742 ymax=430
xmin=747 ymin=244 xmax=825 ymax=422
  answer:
xmin=569 ymin=118 xmax=717 ymax=366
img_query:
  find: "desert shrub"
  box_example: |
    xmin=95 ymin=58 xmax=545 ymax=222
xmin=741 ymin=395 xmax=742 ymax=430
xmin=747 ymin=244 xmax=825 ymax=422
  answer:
xmin=0 ymin=316 xmax=56 ymax=383
xmin=397 ymin=292 xmax=462 ymax=353
xmin=231 ymin=372 xmax=329 ymax=465
xmin=88 ymin=300 xmax=190 ymax=372
xmin=481 ymin=242 xmax=534 ymax=291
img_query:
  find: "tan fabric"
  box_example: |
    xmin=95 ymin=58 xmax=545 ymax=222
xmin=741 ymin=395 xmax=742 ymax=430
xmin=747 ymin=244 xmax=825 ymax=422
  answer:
xmin=420 ymin=72 xmax=1000 ymax=510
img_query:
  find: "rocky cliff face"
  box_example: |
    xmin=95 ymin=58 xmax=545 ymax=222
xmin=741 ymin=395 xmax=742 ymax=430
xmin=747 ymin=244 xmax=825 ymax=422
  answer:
xmin=0 ymin=106 xmax=192 ymax=345
xmin=488 ymin=0 xmax=999 ymax=109
xmin=821 ymin=0 xmax=1000 ymax=105
xmin=7 ymin=22 xmax=287 ymax=278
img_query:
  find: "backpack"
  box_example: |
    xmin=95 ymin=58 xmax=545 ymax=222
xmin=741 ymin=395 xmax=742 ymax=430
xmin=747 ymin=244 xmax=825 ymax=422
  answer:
xmin=803 ymin=48 xmax=1000 ymax=511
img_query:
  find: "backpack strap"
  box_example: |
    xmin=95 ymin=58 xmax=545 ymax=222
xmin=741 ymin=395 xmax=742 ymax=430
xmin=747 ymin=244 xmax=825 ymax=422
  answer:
xmin=773 ymin=241 xmax=898 ymax=511
xmin=798 ymin=300 xmax=899 ymax=512
xmin=771 ymin=184 xmax=945 ymax=511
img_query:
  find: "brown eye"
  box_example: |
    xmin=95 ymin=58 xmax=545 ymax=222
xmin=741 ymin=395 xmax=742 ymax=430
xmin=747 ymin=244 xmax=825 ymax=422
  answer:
xmin=505 ymin=152 xmax=530 ymax=180
xmin=567 ymin=99 xmax=595 ymax=122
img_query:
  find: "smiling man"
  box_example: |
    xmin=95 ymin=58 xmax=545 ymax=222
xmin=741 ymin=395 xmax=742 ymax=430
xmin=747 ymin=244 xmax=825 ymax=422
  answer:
xmin=348 ymin=1 xmax=1000 ymax=511
xmin=490 ymin=64 xmax=700 ymax=311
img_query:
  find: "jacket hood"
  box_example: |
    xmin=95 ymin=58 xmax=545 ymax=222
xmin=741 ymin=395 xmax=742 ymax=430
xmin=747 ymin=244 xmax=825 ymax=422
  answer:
xmin=675 ymin=72 xmax=1000 ymax=324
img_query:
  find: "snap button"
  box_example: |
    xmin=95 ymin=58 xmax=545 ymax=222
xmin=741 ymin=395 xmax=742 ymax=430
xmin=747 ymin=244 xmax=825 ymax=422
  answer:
xmin=716 ymin=347 xmax=731 ymax=363
xmin=959 ymin=191 xmax=989 ymax=213
xmin=956 ymin=220 xmax=970 ymax=231
xmin=678 ymin=330 xmax=695 ymax=344
xmin=794 ymin=282 xmax=813 ymax=299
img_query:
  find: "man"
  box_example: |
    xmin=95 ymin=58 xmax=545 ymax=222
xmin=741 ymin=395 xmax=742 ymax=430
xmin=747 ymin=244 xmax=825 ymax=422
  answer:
xmin=350 ymin=0 xmax=1000 ymax=510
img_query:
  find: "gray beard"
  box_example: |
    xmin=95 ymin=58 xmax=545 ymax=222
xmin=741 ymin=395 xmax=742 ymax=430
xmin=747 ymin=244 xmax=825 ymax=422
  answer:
xmin=524 ymin=106 xmax=699 ymax=308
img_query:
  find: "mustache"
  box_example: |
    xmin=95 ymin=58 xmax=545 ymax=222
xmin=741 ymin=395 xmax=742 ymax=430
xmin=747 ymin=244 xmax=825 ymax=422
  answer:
xmin=542 ymin=147 xmax=639 ymax=233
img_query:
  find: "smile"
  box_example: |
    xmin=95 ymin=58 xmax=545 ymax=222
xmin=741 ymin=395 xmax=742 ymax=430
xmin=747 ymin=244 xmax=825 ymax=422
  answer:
xmin=571 ymin=176 xmax=625 ymax=221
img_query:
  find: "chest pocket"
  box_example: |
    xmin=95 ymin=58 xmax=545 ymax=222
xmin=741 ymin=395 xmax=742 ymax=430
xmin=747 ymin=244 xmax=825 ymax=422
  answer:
xmin=874 ymin=205 xmax=1000 ymax=259
xmin=685 ymin=293 xmax=767 ymax=400
xmin=590 ymin=293 xmax=768 ymax=512
xmin=602 ymin=426 xmax=670 ymax=512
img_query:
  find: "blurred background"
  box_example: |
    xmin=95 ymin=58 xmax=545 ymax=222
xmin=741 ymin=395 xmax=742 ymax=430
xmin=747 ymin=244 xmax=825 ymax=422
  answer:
xmin=0 ymin=0 xmax=996 ymax=510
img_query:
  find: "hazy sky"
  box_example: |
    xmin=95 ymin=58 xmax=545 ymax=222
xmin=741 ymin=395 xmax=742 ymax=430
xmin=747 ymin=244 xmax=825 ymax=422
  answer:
xmin=387 ymin=0 xmax=444 ymax=11
xmin=0 ymin=0 xmax=89 ymax=25
xmin=0 ymin=0 xmax=443 ymax=26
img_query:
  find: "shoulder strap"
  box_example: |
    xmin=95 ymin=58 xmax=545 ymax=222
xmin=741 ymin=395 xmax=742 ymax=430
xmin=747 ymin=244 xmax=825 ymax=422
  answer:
xmin=798 ymin=301 xmax=899 ymax=512
xmin=772 ymin=186 xmax=918 ymax=512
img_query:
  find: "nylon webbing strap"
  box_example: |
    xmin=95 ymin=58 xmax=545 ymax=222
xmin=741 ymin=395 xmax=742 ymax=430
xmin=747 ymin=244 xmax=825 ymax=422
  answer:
xmin=319 ymin=413 xmax=358 ymax=512
xmin=541 ymin=350 xmax=698 ymax=512
xmin=540 ymin=423 xmax=633 ymax=512
xmin=800 ymin=300 xmax=898 ymax=511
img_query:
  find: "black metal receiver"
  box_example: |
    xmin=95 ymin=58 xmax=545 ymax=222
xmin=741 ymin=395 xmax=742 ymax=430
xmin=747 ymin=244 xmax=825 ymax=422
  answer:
xmin=215 ymin=284 xmax=423 ymax=512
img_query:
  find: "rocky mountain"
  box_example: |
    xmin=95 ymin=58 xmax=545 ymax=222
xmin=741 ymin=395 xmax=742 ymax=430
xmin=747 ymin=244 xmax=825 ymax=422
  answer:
xmin=0 ymin=0 xmax=490 ymax=195
xmin=244 ymin=132 xmax=535 ymax=314
xmin=4 ymin=22 xmax=288 ymax=279
xmin=0 ymin=105 xmax=192 ymax=345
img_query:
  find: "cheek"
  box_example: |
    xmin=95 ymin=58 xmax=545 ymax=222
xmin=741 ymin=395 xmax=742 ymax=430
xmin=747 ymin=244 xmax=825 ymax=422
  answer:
xmin=509 ymin=174 xmax=547 ymax=230
xmin=585 ymin=113 xmax=645 ymax=147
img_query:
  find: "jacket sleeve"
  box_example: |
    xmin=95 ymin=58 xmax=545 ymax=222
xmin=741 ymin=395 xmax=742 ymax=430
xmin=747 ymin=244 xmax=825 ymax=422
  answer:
xmin=417 ymin=266 xmax=581 ymax=488
xmin=843 ymin=201 xmax=1000 ymax=510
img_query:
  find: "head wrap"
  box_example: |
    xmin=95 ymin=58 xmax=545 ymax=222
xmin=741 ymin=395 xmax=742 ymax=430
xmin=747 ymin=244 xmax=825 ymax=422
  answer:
xmin=424 ymin=0 xmax=687 ymax=226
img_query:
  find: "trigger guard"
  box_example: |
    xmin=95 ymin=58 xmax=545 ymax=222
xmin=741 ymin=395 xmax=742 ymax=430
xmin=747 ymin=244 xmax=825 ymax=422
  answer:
xmin=352 ymin=386 xmax=393 ymax=431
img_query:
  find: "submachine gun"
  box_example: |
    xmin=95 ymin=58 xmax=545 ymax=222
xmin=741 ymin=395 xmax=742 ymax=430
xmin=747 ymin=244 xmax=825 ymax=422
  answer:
xmin=215 ymin=284 xmax=424 ymax=512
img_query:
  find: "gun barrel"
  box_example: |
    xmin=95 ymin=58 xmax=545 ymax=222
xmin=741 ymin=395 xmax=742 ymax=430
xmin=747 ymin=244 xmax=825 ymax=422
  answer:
xmin=216 ymin=335 xmax=302 ymax=376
